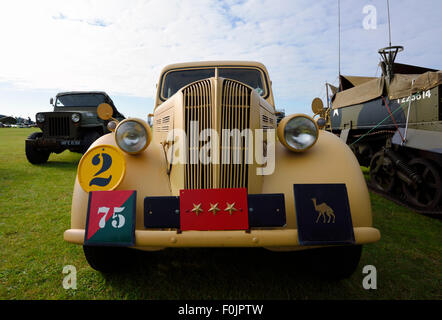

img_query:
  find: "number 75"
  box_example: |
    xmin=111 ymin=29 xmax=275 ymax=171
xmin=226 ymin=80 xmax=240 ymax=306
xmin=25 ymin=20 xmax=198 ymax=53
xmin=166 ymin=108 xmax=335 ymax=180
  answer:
xmin=97 ymin=207 xmax=126 ymax=229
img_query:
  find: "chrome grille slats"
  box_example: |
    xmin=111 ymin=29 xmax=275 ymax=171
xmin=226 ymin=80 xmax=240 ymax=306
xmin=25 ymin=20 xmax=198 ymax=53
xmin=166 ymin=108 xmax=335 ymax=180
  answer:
xmin=184 ymin=79 xmax=213 ymax=189
xmin=183 ymin=78 xmax=251 ymax=190
xmin=219 ymin=79 xmax=251 ymax=189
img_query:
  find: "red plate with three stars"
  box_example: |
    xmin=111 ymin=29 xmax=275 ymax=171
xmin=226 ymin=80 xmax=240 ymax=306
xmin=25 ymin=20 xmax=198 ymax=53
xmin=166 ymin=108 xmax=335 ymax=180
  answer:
xmin=179 ymin=188 xmax=249 ymax=231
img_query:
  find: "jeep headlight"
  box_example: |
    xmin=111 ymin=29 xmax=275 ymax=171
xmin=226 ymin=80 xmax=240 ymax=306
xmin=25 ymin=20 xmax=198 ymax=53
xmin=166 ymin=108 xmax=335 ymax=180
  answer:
xmin=71 ymin=113 xmax=81 ymax=123
xmin=115 ymin=119 xmax=152 ymax=154
xmin=36 ymin=113 xmax=45 ymax=123
xmin=277 ymin=114 xmax=319 ymax=152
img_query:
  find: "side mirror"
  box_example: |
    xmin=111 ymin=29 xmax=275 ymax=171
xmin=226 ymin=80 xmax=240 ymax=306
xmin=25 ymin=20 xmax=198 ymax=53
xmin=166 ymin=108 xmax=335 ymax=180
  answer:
xmin=50 ymin=97 xmax=54 ymax=105
xmin=97 ymin=103 xmax=114 ymax=120
xmin=311 ymin=97 xmax=324 ymax=115
xmin=147 ymin=113 xmax=154 ymax=127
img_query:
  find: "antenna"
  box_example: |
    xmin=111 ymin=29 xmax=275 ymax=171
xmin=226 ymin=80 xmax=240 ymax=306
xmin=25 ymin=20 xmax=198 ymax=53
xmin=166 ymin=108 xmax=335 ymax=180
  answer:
xmin=338 ymin=0 xmax=341 ymax=77
xmin=378 ymin=0 xmax=403 ymax=83
xmin=386 ymin=0 xmax=392 ymax=47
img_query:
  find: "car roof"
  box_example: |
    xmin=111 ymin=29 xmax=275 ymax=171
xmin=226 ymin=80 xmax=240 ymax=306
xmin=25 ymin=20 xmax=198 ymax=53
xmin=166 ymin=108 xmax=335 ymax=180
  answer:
xmin=56 ymin=91 xmax=110 ymax=98
xmin=159 ymin=61 xmax=269 ymax=74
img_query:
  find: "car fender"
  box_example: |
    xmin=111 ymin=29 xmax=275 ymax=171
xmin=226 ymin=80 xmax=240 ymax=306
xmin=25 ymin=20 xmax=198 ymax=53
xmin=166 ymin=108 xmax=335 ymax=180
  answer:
xmin=261 ymin=130 xmax=373 ymax=230
xmin=70 ymin=133 xmax=172 ymax=230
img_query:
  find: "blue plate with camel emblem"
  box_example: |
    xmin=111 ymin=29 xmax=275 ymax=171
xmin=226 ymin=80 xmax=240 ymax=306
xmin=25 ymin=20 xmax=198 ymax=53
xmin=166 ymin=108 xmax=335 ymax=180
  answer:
xmin=293 ymin=184 xmax=355 ymax=245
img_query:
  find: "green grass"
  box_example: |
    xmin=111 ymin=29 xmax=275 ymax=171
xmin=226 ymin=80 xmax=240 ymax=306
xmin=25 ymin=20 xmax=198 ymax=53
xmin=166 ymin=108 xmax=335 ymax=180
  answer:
xmin=0 ymin=128 xmax=441 ymax=299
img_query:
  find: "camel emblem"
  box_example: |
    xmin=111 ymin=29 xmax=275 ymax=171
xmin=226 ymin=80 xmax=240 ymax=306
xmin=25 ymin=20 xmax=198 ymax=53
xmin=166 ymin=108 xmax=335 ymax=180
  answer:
xmin=311 ymin=198 xmax=336 ymax=223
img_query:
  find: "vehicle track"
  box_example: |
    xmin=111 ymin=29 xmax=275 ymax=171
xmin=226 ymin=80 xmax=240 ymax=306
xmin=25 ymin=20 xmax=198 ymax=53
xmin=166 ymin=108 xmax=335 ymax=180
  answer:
xmin=367 ymin=181 xmax=442 ymax=218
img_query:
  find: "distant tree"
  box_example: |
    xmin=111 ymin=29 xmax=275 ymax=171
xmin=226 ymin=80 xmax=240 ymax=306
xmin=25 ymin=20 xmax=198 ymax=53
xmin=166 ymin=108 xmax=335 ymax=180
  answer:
xmin=0 ymin=116 xmax=17 ymax=124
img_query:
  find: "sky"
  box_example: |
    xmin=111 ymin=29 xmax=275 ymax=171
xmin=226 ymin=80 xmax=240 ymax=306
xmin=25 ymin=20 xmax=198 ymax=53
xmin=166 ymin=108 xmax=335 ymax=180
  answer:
xmin=0 ymin=0 xmax=441 ymax=120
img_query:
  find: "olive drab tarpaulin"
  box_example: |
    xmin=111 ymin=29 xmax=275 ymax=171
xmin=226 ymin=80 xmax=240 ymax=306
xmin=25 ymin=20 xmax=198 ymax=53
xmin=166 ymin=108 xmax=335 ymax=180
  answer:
xmin=327 ymin=83 xmax=338 ymax=96
xmin=331 ymin=70 xmax=441 ymax=109
xmin=388 ymin=71 xmax=442 ymax=99
xmin=332 ymin=77 xmax=384 ymax=109
xmin=340 ymin=75 xmax=378 ymax=88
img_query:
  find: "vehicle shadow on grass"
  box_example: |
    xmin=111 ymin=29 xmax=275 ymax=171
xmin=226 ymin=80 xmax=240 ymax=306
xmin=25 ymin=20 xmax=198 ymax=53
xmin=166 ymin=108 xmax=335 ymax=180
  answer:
xmin=38 ymin=160 xmax=80 ymax=170
xmin=101 ymin=247 xmax=345 ymax=299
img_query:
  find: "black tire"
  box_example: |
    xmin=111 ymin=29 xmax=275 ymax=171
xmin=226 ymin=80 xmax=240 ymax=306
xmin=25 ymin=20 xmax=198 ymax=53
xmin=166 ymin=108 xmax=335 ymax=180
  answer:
xmin=83 ymin=245 xmax=134 ymax=273
xmin=81 ymin=131 xmax=101 ymax=153
xmin=25 ymin=132 xmax=50 ymax=164
xmin=308 ymin=245 xmax=362 ymax=280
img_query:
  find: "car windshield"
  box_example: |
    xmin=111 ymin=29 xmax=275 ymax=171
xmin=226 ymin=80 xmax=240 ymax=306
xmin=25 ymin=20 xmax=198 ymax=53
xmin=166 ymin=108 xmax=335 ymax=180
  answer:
xmin=55 ymin=94 xmax=106 ymax=107
xmin=162 ymin=68 xmax=266 ymax=99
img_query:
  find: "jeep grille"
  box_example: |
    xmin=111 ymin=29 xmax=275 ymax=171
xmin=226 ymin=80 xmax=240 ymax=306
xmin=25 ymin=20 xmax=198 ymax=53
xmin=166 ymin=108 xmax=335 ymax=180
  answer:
xmin=48 ymin=116 xmax=71 ymax=137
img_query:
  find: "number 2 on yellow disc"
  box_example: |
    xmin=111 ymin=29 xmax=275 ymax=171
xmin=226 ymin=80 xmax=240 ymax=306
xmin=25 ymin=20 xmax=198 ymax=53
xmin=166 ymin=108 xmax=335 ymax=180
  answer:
xmin=78 ymin=145 xmax=126 ymax=192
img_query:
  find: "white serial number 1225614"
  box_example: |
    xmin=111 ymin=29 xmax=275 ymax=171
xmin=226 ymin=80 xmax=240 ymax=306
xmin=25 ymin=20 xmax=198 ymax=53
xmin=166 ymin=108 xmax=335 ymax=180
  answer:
xmin=397 ymin=90 xmax=431 ymax=104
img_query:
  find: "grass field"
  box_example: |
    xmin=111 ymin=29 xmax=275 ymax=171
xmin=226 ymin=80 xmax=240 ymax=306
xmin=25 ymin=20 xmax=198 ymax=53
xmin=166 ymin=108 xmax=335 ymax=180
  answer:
xmin=0 ymin=128 xmax=441 ymax=300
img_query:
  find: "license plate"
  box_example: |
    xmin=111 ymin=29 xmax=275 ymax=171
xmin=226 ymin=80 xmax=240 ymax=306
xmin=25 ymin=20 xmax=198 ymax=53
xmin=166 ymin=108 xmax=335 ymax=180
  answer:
xmin=61 ymin=140 xmax=81 ymax=146
xmin=179 ymin=188 xmax=249 ymax=231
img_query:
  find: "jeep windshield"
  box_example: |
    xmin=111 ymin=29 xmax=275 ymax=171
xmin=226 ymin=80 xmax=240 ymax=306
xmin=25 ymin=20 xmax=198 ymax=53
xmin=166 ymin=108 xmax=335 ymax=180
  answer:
xmin=55 ymin=94 xmax=106 ymax=107
xmin=161 ymin=67 xmax=266 ymax=99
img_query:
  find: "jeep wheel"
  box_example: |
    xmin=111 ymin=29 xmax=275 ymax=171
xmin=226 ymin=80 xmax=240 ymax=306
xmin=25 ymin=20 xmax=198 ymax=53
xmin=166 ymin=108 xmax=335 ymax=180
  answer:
xmin=308 ymin=245 xmax=362 ymax=279
xmin=25 ymin=132 xmax=50 ymax=164
xmin=83 ymin=245 xmax=134 ymax=273
xmin=82 ymin=131 xmax=101 ymax=153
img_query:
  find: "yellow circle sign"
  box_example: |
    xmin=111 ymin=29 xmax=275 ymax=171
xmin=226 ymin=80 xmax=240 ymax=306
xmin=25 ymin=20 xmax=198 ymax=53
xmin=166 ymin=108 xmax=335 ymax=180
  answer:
xmin=78 ymin=145 xmax=126 ymax=192
xmin=97 ymin=103 xmax=113 ymax=120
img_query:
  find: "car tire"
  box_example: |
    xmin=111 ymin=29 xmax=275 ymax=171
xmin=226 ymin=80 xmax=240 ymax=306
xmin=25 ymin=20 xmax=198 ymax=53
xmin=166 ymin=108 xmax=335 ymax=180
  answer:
xmin=308 ymin=245 xmax=362 ymax=279
xmin=25 ymin=132 xmax=50 ymax=164
xmin=83 ymin=245 xmax=134 ymax=273
xmin=81 ymin=131 xmax=101 ymax=153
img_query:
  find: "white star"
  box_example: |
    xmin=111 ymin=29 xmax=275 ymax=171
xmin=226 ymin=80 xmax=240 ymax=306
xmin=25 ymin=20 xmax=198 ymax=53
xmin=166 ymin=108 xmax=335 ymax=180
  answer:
xmin=333 ymin=109 xmax=339 ymax=117
xmin=208 ymin=203 xmax=220 ymax=215
xmin=224 ymin=202 xmax=238 ymax=216
xmin=191 ymin=203 xmax=203 ymax=216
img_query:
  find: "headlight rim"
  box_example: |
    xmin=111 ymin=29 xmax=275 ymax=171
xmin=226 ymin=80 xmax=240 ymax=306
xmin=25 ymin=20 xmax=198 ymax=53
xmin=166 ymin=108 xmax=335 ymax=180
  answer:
xmin=71 ymin=113 xmax=81 ymax=123
xmin=114 ymin=118 xmax=152 ymax=155
xmin=36 ymin=113 xmax=45 ymax=123
xmin=277 ymin=113 xmax=319 ymax=152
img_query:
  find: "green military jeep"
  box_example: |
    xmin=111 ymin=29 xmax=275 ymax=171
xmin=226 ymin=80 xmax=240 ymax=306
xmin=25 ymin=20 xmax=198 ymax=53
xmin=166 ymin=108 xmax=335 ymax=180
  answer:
xmin=25 ymin=91 xmax=125 ymax=164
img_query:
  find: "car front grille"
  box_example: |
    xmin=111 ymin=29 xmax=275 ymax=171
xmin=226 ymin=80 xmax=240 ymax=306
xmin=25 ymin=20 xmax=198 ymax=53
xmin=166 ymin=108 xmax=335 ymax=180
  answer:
xmin=183 ymin=79 xmax=251 ymax=189
xmin=219 ymin=79 xmax=251 ymax=189
xmin=48 ymin=116 xmax=71 ymax=137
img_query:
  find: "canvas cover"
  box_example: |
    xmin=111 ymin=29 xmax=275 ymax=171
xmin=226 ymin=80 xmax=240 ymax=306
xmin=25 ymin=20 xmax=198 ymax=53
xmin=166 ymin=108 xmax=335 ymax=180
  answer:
xmin=332 ymin=70 xmax=441 ymax=109
xmin=340 ymin=75 xmax=377 ymax=89
xmin=327 ymin=83 xmax=338 ymax=96
xmin=391 ymin=62 xmax=437 ymax=74
xmin=332 ymin=77 xmax=384 ymax=109
xmin=388 ymin=71 xmax=442 ymax=99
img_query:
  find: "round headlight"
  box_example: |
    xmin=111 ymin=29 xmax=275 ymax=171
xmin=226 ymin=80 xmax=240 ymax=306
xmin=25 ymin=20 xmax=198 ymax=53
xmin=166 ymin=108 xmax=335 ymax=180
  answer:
xmin=115 ymin=119 xmax=152 ymax=154
xmin=277 ymin=114 xmax=319 ymax=152
xmin=71 ymin=113 xmax=81 ymax=123
xmin=36 ymin=113 xmax=45 ymax=123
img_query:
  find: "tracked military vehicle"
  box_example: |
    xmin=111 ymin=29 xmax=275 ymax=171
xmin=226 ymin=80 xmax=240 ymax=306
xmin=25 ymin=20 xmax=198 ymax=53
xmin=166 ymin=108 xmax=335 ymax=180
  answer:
xmin=26 ymin=91 xmax=125 ymax=164
xmin=314 ymin=46 xmax=442 ymax=214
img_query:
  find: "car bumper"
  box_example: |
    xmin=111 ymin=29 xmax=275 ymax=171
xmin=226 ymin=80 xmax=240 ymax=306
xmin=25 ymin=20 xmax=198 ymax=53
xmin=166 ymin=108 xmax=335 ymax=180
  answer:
xmin=26 ymin=137 xmax=82 ymax=151
xmin=64 ymin=227 xmax=380 ymax=249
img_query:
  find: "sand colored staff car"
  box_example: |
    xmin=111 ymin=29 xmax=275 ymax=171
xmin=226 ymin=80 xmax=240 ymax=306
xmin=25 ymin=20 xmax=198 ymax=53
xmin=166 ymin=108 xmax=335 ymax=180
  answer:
xmin=64 ymin=61 xmax=380 ymax=278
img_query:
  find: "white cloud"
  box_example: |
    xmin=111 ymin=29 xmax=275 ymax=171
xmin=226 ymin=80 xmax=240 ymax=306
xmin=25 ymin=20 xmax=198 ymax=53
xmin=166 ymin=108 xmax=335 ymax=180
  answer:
xmin=0 ymin=0 xmax=440 ymax=116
